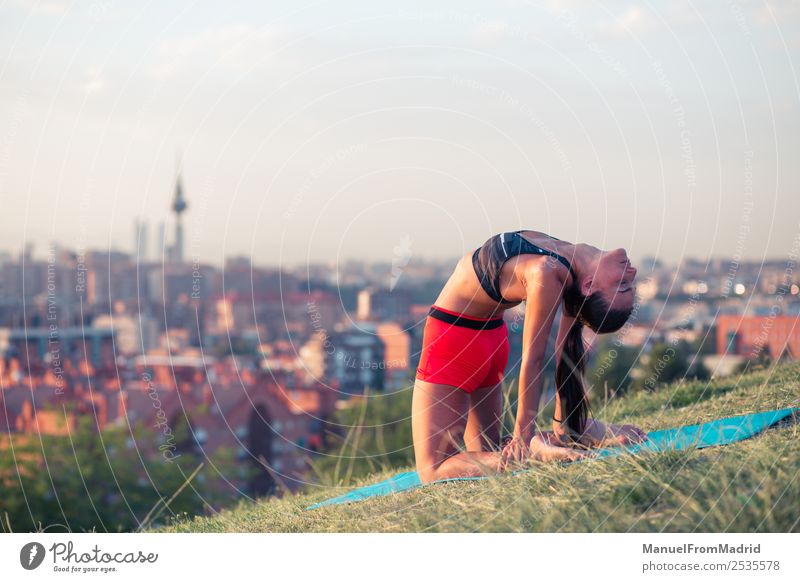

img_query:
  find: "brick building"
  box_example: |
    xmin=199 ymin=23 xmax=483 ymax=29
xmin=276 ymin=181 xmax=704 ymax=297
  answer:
xmin=716 ymin=314 xmax=800 ymax=359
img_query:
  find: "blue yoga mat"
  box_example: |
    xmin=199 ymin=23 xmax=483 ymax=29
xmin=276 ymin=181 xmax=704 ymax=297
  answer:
xmin=306 ymin=407 xmax=798 ymax=510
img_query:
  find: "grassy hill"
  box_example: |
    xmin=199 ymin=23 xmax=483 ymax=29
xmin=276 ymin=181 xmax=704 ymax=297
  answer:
xmin=159 ymin=361 xmax=799 ymax=533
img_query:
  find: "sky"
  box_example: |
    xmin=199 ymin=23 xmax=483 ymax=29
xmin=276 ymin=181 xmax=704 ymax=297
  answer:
xmin=0 ymin=0 xmax=798 ymax=269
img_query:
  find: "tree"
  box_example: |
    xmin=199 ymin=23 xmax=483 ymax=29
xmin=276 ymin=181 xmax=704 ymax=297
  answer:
xmin=588 ymin=343 xmax=640 ymax=397
xmin=309 ymin=388 xmax=413 ymax=485
xmin=734 ymin=349 xmax=773 ymax=375
xmin=0 ymin=414 xmax=236 ymax=532
xmin=633 ymin=340 xmax=707 ymax=392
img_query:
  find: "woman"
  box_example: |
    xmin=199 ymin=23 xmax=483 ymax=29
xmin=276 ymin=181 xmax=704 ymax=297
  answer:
xmin=412 ymin=229 xmax=647 ymax=484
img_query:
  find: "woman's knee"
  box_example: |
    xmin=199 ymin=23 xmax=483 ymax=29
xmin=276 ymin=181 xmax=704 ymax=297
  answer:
xmin=411 ymin=380 xmax=469 ymax=483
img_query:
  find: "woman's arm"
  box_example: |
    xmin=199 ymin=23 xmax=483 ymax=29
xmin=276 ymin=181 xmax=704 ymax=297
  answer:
xmin=514 ymin=267 xmax=563 ymax=442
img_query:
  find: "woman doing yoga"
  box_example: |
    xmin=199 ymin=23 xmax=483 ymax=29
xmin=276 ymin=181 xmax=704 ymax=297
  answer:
xmin=412 ymin=229 xmax=647 ymax=484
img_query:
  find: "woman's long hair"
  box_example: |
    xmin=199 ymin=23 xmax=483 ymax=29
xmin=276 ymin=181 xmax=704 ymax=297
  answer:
xmin=557 ymin=276 xmax=633 ymax=437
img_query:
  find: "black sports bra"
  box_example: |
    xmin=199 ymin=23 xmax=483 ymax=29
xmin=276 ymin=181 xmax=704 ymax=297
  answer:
xmin=471 ymin=230 xmax=577 ymax=304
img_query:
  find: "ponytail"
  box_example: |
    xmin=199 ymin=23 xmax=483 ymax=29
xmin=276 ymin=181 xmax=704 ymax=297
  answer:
xmin=556 ymin=316 xmax=590 ymax=437
xmin=556 ymin=263 xmax=636 ymax=438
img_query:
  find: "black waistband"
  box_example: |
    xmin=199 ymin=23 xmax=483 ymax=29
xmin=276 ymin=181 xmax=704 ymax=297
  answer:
xmin=427 ymin=306 xmax=504 ymax=330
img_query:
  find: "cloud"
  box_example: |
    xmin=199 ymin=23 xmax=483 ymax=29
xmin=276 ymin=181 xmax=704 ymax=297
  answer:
xmin=662 ymin=0 xmax=702 ymax=27
xmin=470 ymin=19 xmax=510 ymax=46
xmin=755 ymin=0 xmax=799 ymax=25
xmin=540 ymin=0 xmax=589 ymax=13
xmin=9 ymin=0 xmax=69 ymax=15
xmin=595 ymin=6 xmax=656 ymax=39
xmin=151 ymin=24 xmax=290 ymax=80
xmin=82 ymin=68 xmax=105 ymax=96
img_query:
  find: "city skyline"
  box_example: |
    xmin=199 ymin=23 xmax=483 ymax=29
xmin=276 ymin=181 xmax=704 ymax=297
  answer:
xmin=2 ymin=226 xmax=798 ymax=271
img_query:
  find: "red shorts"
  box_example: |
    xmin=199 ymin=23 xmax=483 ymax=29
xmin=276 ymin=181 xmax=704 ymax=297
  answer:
xmin=415 ymin=304 xmax=510 ymax=394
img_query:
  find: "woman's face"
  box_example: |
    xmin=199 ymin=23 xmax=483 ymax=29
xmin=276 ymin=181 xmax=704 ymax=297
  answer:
xmin=591 ymin=247 xmax=637 ymax=311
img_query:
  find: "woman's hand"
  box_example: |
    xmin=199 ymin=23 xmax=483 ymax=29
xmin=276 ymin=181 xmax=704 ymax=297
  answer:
xmin=499 ymin=434 xmax=530 ymax=470
xmin=528 ymin=431 xmax=592 ymax=463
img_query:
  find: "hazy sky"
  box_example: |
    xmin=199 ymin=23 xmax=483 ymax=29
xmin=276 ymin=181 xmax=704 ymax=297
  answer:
xmin=1 ymin=0 xmax=798 ymax=268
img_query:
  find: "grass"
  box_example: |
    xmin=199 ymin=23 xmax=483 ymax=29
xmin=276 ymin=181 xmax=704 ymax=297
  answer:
xmin=158 ymin=361 xmax=800 ymax=532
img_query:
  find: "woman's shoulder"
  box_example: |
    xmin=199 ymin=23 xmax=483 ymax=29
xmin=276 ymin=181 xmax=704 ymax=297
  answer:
xmin=514 ymin=253 xmax=571 ymax=290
